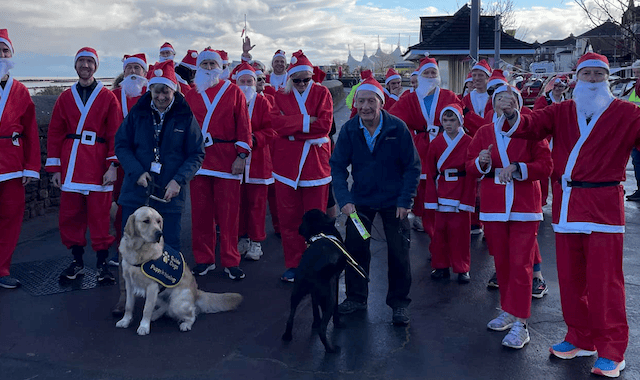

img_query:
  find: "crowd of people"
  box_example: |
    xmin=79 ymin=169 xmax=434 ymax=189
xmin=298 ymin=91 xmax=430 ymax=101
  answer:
xmin=0 ymin=26 xmax=638 ymax=377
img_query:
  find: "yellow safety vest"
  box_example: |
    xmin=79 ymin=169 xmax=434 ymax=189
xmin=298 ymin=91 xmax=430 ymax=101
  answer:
xmin=629 ymin=89 xmax=640 ymax=106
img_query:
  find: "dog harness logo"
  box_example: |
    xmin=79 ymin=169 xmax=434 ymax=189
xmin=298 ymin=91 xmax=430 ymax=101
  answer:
xmin=141 ymin=245 xmax=185 ymax=288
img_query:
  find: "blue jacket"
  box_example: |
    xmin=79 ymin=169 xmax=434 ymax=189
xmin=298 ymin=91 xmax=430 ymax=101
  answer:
xmin=330 ymin=110 xmax=421 ymax=210
xmin=115 ymin=92 xmax=205 ymax=213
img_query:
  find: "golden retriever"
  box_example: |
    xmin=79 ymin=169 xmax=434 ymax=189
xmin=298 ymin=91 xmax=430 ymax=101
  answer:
xmin=116 ymin=206 xmax=242 ymax=335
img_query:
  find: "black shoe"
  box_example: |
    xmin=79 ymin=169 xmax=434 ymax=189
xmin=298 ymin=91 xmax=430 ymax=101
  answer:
xmin=627 ymin=190 xmax=640 ymax=201
xmin=532 ymin=277 xmax=549 ymax=298
xmin=112 ymin=300 xmax=125 ymax=318
xmin=97 ymin=263 xmax=115 ymax=284
xmin=487 ymin=272 xmax=499 ymax=288
xmin=430 ymin=268 xmax=450 ymax=280
xmin=192 ymin=263 xmax=216 ymax=276
xmin=392 ymin=307 xmax=410 ymax=326
xmin=224 ymin=266 xmax=246 ymax=280
xmin=108 ymin=254 xmax=119 ymax=267
xmin=0 ymin=276 xmax=21 ymax=289
xmin=338 ymin=299 xmax=367 ymax=314
xmin=458 ymin=272 xmax=471 ymax=283
xmin=61 ymin=260 xmax=85 ymax=280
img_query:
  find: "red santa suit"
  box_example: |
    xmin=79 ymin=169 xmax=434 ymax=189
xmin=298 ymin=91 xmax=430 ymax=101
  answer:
xmin=462 ymin=90 xmax=493 ymax=136
xmin=260 ymin=90 xmax=280 ymax=234
xmin=504 ymin=95 xmax=640 ymax=362
xmin=467 ymin=112 xmax=552 ymax=320
xmin=389 ymin=87 xmax=462 ymax=238
xmin=424 ymin=126 xmax=475 ymax=274
xmin=0 ymin=75 xmax=41 ymax=277
xmin=186 ymin=80 xmax=252 ymax=268
xmin=46 ymin=81 xmax=122 ymax=251
xmin=271 ymin=81 xmax=333 ymax=269
xmin=383 ymin=89 xmax=398 ymax=111
xmin=239 ymin=91 xmax=277 ymax=243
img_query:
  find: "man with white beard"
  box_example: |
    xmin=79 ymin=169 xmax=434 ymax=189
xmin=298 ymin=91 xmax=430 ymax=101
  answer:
xmin=389 ymin=57 xmax=462 ymax=239
xmin=231 ymin=63 xmax=276 ymax=261
xmin=0 ymin=29 xmax=41 ymax=289
xmin=498 ymin=52 xmax=638 ymax=378
xmin=185 ymin=48 xmax=252 ymax=281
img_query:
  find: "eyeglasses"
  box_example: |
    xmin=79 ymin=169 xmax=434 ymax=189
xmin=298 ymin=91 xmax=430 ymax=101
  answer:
xmin=292 ymin=78 xmax=311 ymax=84
xmin=257 ymin=77 xmax=265 ymax=82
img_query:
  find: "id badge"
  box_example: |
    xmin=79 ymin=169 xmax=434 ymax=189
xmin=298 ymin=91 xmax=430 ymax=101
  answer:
xmin=151 ymin=162 xmax=162 ymax=174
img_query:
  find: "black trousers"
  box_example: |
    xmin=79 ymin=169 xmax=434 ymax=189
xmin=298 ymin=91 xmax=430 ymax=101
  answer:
xmin=344 ymin=206 xmax=412 ymax=308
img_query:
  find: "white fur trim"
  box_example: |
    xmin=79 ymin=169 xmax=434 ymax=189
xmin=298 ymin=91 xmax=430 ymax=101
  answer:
xmin=439 ymin=106 xmax=463 ymax=125
xmin=471 ymin=63 xmax=491 ymax=76
xmin=288 ymin=65 xmax=313 ymax=76
xmin=160 ymin=46 xmax=174 ymax=53
xmin=424 ymin=202 xmax=438 ymax=210
xmin=552 ymin=222 xmax=624 ymax=234
xmin=0 ymin=171 xmax=23 ymax=182
xmin=123 ymin=57 xmax=146 ymax=71
xmin=148 ymin=76 xmax=177 ymax=91
xmin=23 ymin=170 xmax=40 ymax=179
xmin=417 ymin=63 xmax=437 ymax=75
xmin=235 ymin=141 xmax=251 ymax=152
xmin=75 ymin=51 xmax=99 ymax=67
xmin=235 ymin=69 xmax=256 ymax=80
xmin=302 ymin=115 xmax=310 ymax=133
xmin=197 ymin=50 xmax=222 ymax=69
xmin=357 ymin=84 xmax=385 ymax=105
xmin=0 ymin=38 xmax=13 ymax=53
xmin=459 ymin=204 xmax=475 ymax=212
xmin=195 ymin=168 xmax=242 ymax=180
xmin=385 ymin=74 xmax=401 ymax=85
xmin=517 ymin=163 xmax=528 ymax=181
xmin=46 ymin=158 xmax=61 ymax=167
xmin=577 ymin=59 xmax=609 ymax=73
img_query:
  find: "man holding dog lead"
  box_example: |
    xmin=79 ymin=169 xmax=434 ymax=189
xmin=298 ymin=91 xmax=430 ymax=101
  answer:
xmin=330 ymin=77 xmax=421 ymax=326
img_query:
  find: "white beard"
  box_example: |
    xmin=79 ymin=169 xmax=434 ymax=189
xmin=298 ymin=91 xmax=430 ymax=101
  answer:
xmin=158 ymin=55 xmax=175 ymax=63
xmin=120 ymin=74 xmax=147 ymax=97
xmin=416 ymin=76 xmax=441 ymax=99
xmin=0 ymin=58 xmax=15 ymax=79
xmin=573 ymin=80 xmax=614 ymax=120
xmin=239 ymin=85 xmax=257 ymax=103
xmin=221 ymin=67 xmax=230 ymax=80
xmin=195 ymin=68 xmax=221 ymax=93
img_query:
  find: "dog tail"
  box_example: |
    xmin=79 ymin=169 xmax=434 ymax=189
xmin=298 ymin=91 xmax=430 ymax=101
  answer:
xmin=195 ymin=290 xmax=243 ymax=314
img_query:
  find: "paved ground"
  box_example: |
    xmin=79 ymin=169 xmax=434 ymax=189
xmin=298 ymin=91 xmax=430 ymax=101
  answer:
xmin=2 ymin=102 xmax=640 ymax=379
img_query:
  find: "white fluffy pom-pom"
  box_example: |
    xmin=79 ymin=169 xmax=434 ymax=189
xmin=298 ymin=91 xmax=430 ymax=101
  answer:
xmin=154 ymin=69 xmax=163 ymax=76
xmin=191 ymin=52 xmax=198 ymax=58
xmin=290 ymin=56 xmax=297 ymax=65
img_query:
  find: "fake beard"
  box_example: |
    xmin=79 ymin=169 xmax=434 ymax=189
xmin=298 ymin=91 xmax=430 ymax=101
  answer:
xmin=120 ymin=74 xmax=148 ymax=97
xmin=416 ymin=76 xmax=441 ymax=99
xmin=573 ymin=80 xmax=614 ymax=120
xmin=221 ymin=67 xmax=230 ymax=80
xmin=238 ymin=85 xmax=257 ymax=103
xmin=0 ymin=58 xmax=15 ymax=79
xmin=158 ymin=54 xmax=175 ymax=63
xmin=194 ymin=68 xmax=221 ymax=93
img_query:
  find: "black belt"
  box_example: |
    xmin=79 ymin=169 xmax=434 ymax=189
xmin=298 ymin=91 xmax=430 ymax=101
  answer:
xmin=485 ymin=172 xmax=495 ymax=178
xmin=213 ymin=138 xmax=236 ymax=144
xmin=0 ymin=133 xmax=21 ymax=140
xmin=440 ymin=170 xmax=466 ymax=177
xmin=561 ymin=180 xmax=620 ymax=188
xmin=66 ymin=133 xmax=106 ymax=143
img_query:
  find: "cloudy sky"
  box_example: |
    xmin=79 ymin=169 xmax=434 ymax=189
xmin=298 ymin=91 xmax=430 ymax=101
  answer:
xmin=4 ymin=0 xmax=599 ymax=78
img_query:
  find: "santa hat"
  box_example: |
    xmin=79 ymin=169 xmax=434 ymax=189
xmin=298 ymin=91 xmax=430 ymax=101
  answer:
xmin=471 ymin=59 xmax=492 ymax=77
xmin=313 ymin=66 xmax=326 ymax=83
xmin=196 ymin=48 xmax=222 ymax=69
xmin=410 ymin=71 xmax=418 ymax=77
xmin=0 ymin=29 xmax=14 ymax=54
xmin=440 ymin=104 xmax=464 ymax=125
xmin=487 ymin=69 xmax=508 ymax=89
xmin=417 ymin=57 xmax=438 ymax=75
xmin=178 ymin=50 xmax=199 ymax=70
xmin=273 ymin=50 xmax=286 ymax=60
xmin=75 ymin=47 xmax=99 ymax=68
xmin=576 ymin=52 xmax=609 ymax=73
xmin=147 ymin=60 xmax=177 ymax=91
xmin=553 ymin=75 xmax=568 ymax=85
xmin=360 ymin=69 xmax=373 ymax=80
xmin=251 ymin=61 xmax=265 ymax=76
xmin=218 ymin=50 xmax=229 ymax=65
xmin=287 ymin=50 xmax=313 ymax=75
xmin=122 ymin=53 xmax=147 ymax=71
xmin=160 ymin=42 xmax=175 ymax=54
xmin=464 ymin=72 xmax=473 ymax=83
xmin=492 ymin=85 xmax=523 ymax=110
xmin=231 ymin=62 xmax=256 ymax=81
xmin=385 ymin=68 xmax=401 ymax=85
xmin=356 ymin=77 xmax=385 ymax=105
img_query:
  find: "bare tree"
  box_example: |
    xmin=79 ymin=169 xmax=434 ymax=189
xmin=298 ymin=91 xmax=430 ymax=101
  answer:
xmin=372 ymin=53 xmax=398 ymax=74
xmin=482 ymin=0 xmax=517 ymax=30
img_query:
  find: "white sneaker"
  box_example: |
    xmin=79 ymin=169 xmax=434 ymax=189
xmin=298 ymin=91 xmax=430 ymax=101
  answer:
xmin=238 ymin=237 xmax=250 ymax=255
xmin=245 ymin=241 xmax=263 ymax=261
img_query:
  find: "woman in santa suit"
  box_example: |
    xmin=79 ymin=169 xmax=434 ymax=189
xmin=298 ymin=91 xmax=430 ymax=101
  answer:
xmin=466 ymin=85 xmax=552 ymax=350
xmin=270 ymin=50 xmax=333 ymax=282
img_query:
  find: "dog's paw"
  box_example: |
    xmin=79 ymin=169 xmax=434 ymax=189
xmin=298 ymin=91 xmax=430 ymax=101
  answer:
xmin=281 ymin=332 xmax=292 ymax=341
xmin=116 ymin=317 xmax=131 ymax=328
xmin=179 ymin=322 xmax=193 ymax=332
xmin=137 ymin=323 xmax=150 ymax=335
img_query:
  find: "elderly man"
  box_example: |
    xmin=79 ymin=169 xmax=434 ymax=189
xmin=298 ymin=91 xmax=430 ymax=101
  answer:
xmin=0 ymin=29 xmax=41 ymax=289
xmin=46 ymin=47 xmax=123 ymax=283
xmin=389 ymin=57 xmax=462 ymax=239
xmin=331 ymin=77 xmax=420 ymax=325
xmin=186 ymin=48 xmax=252 ymax=281
xmin=271 ymin=50 xmax=333 ymax=282
xmin=498 ymin=52 xmax=637 ymax=378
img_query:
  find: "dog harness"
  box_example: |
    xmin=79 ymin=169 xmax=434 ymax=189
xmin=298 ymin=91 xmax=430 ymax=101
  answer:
xmin=136 ymin=245 xmax=185 ymax=291
xmin=308 ymin=233 xmax=370 ymax=281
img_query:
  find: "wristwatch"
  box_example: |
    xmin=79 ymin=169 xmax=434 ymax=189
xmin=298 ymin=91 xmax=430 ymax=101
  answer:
xmin=237 ymin=152 xmax=248 ymax=159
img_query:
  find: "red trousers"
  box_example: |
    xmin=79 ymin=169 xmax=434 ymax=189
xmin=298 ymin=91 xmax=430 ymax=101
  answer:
xmin=413 ymin=181 xmax=425 ymax=217
xmin=541 ymin=177 xmax=549 ymax=206
xmin=484 ymin=221 xmax=538 ymax=319
xmin=275 ymin=182 xmax=328 ymax=269
xmin=59 ymin=191 xmax=114 ymax=251
xmin=430 ymin=211 xmax=471 ymax=273
xmin=555 ymin=232 xmax=628 ymax=362
xmin=0 ymin=179 xmax=25 ymax=277
xmin=422 ymin=209 xmax=435 ymax=239
xmin=239 ymin=183 xmax=268 ymax=242
xmin=267 ymin=183 xmax=280 ymax=234
xmin=190 ymin=176 xmax=241 ymax=268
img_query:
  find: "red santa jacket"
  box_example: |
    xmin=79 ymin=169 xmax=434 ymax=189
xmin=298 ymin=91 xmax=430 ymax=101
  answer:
xmin=46 ymin=82 xmax=122 ymax=193
xmin=462 ymin=90 xmax=494 ymax=136
xmin=260 ymin=91 xmax=275 ymax=107
xmin=244 ymin=94 xmax=276 ymax=184
xmin=533 ymin=92 xmax=564 ymax=111
xmin=271 ymin=82 xmax=333 ymax=188
xmin=424 ymin=129 xmax=475 ymax=213
xmin=467 ymin=115 xmax=552 ymax=222
xmin=504 ymin=98 xmax=640 ymax=233
xmin=389 ymin=87 xmax=462 ymax=180
xmin=0 ymin=76 xmax=41 ymax=182
xmin=186 ymin=80 xmax=252 ymax=180
xmin=112 ymin=87 xmax=146 ymax=117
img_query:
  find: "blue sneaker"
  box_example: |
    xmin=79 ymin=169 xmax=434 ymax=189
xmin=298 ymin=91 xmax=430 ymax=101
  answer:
xmin=591 ymin=357 xmax=626 ymax=378
xmin=280 ymin=268 xmax=296 ymax=283
xmin=549 ymin=341 xmax=597 ymax=359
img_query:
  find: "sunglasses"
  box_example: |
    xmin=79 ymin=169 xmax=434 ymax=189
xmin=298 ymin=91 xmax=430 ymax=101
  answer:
xmin=257 ymin=77 xmax=265 ymax=82
xmin=292 ymin=78 xmax=311 ymax=84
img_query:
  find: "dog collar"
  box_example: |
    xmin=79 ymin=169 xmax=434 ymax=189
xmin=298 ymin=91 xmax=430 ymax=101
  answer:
xmin=307 ymin=233 xmax=370 ymax=282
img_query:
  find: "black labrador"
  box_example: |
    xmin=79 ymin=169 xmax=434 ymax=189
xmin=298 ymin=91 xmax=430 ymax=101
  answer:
xmin=282 ymin=209 xmax=347 ymax=353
